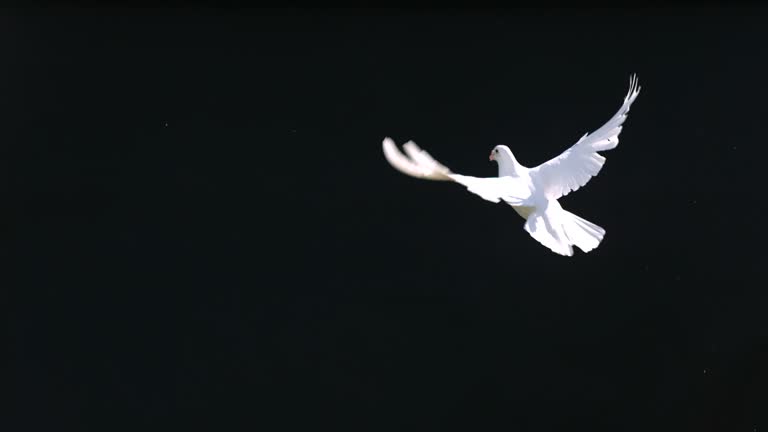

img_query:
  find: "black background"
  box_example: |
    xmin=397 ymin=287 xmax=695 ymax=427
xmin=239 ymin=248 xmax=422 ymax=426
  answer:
xmin=8 ymin=7 xmax=768 ymax=432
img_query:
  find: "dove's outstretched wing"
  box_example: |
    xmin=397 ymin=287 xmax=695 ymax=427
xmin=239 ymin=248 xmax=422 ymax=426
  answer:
xmin=382 ymin=138 xmax=530 ymax=206
xmin=529 ymin=74 xmax=641 ymax=200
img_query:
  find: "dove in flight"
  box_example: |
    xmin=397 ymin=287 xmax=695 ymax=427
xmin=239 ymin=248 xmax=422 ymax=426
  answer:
xmin=382 ymin=74 xmax=641 ymax=256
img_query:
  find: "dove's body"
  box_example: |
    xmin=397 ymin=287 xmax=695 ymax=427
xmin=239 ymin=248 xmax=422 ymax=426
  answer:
xmin=489 ymin=153 xmax=534 ymax=218
xmin=487 ymin=145 xmax=609 ymax=256
xmin=382 ymin=75 xmax=641 ymax=256
xmin=512 ymin=205 xmax=535 ymax=220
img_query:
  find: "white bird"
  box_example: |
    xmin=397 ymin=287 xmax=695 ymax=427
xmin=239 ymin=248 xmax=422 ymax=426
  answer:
xmin=382 ymin=74 xmax=641 ymax=256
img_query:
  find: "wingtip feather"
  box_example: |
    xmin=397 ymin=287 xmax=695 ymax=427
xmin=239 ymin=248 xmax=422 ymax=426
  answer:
xmin=381 ymin=137 xmax=453 ymax=181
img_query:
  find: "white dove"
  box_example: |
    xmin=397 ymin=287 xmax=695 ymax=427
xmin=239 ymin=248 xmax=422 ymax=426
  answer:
xmin=382 ymin=74 xmax=641 ymax=256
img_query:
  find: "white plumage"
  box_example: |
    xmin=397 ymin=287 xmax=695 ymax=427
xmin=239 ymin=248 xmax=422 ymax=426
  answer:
xmin=382 ymin=74 xmax=641 ymax=256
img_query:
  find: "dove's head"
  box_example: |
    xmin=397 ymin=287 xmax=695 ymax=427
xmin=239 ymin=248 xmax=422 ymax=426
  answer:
xmin=489 ymin=145 xmax=521 ymax=177
xmin=489 ymin=145 xmax=513 ymax=162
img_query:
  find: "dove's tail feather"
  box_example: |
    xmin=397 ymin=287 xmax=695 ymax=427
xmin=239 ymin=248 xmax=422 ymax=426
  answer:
xmin=560 ymin=209 xmax=605 ymax=253
xmin=524 ymin=207 xmax=574 ymax=256
xmin=523 ymin=201 xmax=605 ymax=256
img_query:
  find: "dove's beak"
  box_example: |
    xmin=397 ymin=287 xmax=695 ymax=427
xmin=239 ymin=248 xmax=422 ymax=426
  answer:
xmin=489 ymin=152 xmax=495 ymax=161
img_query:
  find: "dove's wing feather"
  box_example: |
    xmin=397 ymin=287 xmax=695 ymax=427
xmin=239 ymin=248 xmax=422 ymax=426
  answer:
xmin=529 ymin=74 xmax=641 ymax=200
xmin=449 ymin=175 xmax=529 ymax=206
xmin=382 ymin=138 xmax=529 ymax=206
xmin=382 ymin=137 xmax=453 ymax=181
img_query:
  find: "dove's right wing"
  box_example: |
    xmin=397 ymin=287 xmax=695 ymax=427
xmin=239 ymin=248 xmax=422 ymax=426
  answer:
xmin=382 ymin=138 xmax=530 ymax=206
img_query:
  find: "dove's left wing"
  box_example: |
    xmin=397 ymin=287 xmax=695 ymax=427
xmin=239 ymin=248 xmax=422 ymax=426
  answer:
xmin=529 ymin=74 xmax=641 ymax=200
xmin=382 ymin=138 xmax=530 ymax=206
